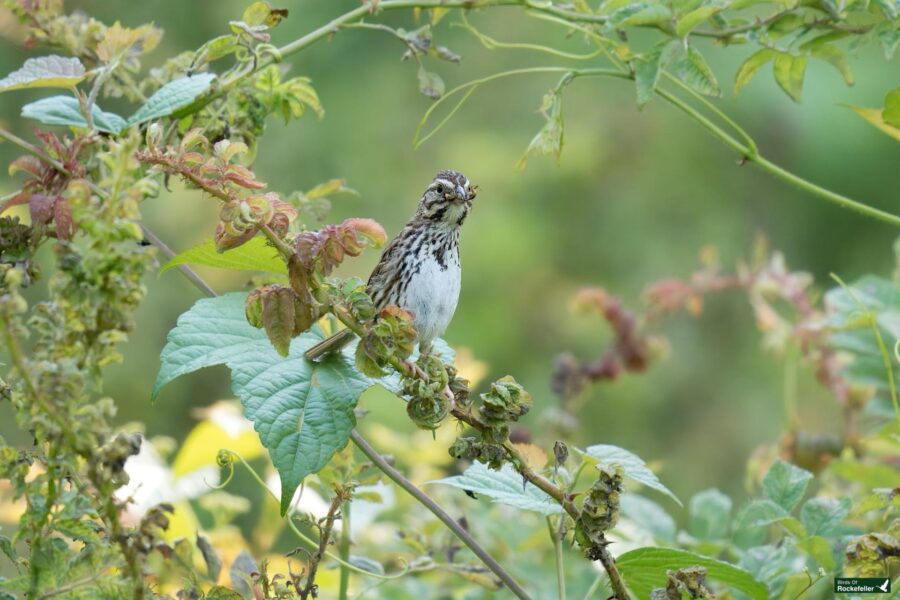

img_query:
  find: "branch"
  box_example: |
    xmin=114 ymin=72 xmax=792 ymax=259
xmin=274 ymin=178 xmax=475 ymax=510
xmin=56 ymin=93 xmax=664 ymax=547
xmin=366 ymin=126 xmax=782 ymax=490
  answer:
xmin=349 ymin=430 xmax=533 ymax=600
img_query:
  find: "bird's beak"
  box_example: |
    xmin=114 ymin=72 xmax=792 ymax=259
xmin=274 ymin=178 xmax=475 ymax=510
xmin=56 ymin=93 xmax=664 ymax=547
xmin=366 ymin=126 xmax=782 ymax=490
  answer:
xmin=456 ymin=185 xmax=468 ymax=200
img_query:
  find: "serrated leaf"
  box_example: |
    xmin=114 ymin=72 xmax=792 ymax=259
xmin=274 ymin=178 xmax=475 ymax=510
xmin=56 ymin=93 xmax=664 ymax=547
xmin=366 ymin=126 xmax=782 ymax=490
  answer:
xmin=884 ymin=88 xmax=900 ymax=128
xmin=800 ymin=496 xmax=850 ymax=536
xmin=21 ymin=96 xmax=126 ymax=134
xmin=811 ymin=45 xmax=853 ymax=86
xmin=733 ymin=498 xmax=790 ymax=530
xmin=635 ymin=41 xmax=678 ymax=107
xmin=429 ymin=462 xmax=563 ymax=515
xmin=762 ymin=460 xmax=812 ymax=511
xmin=617 ymin=547 xmax=767 ymax=600
xmin=689 ymin=488 xmax=732 ymax=540
xmin=773 ymin=53 xmax=807 ymax=102
xmin=733 ymin=49 xmax=776 ymax=95
xmin=53 ymin=518 xmax=99 ymax=542
xmin=153 ymin=293 xmax=372 ymax=515
xmin=620 ymin=494 xmax=677 ymax=542
xmin=673 ymin=46 xmax=721 ymax=97
xmin=825 ymin=275 xmax=900 ymax=392
xmin=127 ymin=73 xmax=215 ymax=126
xmin=0 ymin=56 xmax=85 ymax=92
xmin=850 ymin=105 xmax=900 ymax=142
xmin=581 ymin=444 xmax=681 ymax=505
xmin=160 ymin=237 xmax=287 ymax=275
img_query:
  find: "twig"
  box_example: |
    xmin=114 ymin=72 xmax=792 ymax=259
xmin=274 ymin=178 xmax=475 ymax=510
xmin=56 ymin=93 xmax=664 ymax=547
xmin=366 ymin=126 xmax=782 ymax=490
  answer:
xmin=349 ymin=430 xmax=533 ymax=600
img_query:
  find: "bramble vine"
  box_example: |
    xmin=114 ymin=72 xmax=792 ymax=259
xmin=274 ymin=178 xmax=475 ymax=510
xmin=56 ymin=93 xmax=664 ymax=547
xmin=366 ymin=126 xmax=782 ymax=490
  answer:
xmin=0 ymin=0 xmax=898 ymax=599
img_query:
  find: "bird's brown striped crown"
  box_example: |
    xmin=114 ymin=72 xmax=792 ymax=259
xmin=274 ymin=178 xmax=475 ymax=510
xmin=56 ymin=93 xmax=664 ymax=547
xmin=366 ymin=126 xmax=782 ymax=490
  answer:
xmin=417 ymin=169 xmax=477 ymax=225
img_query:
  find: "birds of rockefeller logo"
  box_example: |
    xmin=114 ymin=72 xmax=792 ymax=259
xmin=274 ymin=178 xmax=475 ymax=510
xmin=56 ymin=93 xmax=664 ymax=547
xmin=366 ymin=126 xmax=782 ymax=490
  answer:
xmin=834 ymin=577 xmax=891 ymax=594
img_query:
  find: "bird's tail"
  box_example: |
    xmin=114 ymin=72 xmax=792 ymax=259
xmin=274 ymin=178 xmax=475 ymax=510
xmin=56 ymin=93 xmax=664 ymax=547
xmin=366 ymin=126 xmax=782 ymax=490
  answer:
xmin=304 ymin=328 xmax=356 ymax=361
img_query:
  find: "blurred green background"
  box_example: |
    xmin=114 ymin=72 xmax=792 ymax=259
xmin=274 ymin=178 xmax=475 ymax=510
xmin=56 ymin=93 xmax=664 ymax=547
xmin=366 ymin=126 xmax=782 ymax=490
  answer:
xmin=0 ymin=0 xmax=896 ymax=506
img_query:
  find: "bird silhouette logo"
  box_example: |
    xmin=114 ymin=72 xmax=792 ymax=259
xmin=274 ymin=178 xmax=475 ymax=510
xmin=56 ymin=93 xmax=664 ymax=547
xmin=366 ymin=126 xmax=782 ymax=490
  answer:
xmin=877 ymin=579 xmax=889 ymax=593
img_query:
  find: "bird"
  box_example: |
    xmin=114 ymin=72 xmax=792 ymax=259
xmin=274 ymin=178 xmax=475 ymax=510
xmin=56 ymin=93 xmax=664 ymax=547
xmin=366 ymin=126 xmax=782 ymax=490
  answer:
xmin=304 ymin=169 xmax=477 ymax=361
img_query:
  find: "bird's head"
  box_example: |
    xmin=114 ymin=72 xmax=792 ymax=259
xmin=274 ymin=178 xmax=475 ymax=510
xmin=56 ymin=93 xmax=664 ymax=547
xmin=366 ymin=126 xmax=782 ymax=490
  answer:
xmin=416 ymin=169 xmax=477 ymax=227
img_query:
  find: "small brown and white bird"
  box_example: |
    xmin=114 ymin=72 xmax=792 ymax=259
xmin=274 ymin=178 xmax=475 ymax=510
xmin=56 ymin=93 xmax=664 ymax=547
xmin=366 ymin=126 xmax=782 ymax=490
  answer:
xmin=304 ymin=170 xmax=477 ymax=360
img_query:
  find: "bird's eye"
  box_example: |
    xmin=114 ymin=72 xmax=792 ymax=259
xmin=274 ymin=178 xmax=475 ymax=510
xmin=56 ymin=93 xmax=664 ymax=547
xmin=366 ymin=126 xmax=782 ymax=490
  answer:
xmin=435 ymin=185 xmax=443 ymax=194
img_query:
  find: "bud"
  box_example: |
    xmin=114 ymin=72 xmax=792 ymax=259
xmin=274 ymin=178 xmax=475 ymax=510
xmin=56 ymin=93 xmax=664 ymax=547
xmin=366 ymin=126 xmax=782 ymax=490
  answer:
xmin=574 ymin=464 xmax=622 ymax=553
xmin=145 ymin=121 xmax=163 ymax=149
xmin=553 ymin=441 xmax=569 ymax=467
xmin=406 ymin=393 xmax=450 ymax=430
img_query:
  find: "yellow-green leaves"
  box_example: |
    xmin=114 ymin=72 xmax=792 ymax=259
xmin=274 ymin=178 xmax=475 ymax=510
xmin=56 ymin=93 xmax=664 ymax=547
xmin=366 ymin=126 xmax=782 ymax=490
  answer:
xmin=883 ymin=87 xmax=900 ymax=128
xmin=733 ymin=49 xmax=776 ymax=95
xmin=517 ymin=89 xmax=564 ymax=169
xmin=254 ymin=66 xmax=323 ymax=122
xmin=811 ymin=45 xmax=853 ymax=86
xmin=96 ymin=22 xmax=162 ymax=63
xmin=849 ymin=106 xmax=900 ymax=142
xmin=242 ymin=1 xmax=288 ymax=27
xmin=0 ymin=56 xmax=85 ymax=93
xmin=611 ymin=2 xmax=674 ymax=26
xmin=673 ymin=46 xmax=721 ymax=97
xmin=676 ymin=3 xmax=724 ymax=37
xmin=773 ymin=53 xmax=807 ymax=102
xmin=160 ymin=237 xmax=287 ymax=275
xmin=635 ymin=41 xmax=679 ymax=107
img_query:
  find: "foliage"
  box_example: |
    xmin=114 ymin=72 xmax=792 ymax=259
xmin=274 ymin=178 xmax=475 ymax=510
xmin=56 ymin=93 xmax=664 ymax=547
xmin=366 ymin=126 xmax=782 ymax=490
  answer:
xmin=0 ymin=0 xmax=898 ymax=599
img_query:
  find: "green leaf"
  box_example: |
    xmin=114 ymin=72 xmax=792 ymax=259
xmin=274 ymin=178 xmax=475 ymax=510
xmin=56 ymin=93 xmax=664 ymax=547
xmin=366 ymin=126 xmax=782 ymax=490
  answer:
xmin=610 ymin=2 xmax=673 ymax=26
xmin=0 ymin=56 xmax=85 ymax=92
xmin=348 ymin=556 xmax=386 ymax=576
xmin=617 ymin=547 xmax=767 ymax=600
xmin=206 ymin=586 xmax=244 ymax=600
xmin=884 ymin=87 xmax=900 ymax=129
xmin=161 ymin=237 xmax=287 ymax=275
xmin=127 ymin=73 xmax=216 ymax=126
xmin=797 ymin=535 xmax=836 ymax=570
xmin=830 ymin=459 xmax=899 ymax=488
xmin=53 ymin=518 xmax=99 ymax=542
xmin=620 ymin=494 xmax=677 ymax=542
xmin=689 ymin=488 xmax=732 ymax=540
xmin=153 ymin=292 xmax=372 ymax=515
xmin=773 ymin=53 xmax=807 ymax=102
xmin=762 ymin=460 xmax=812 ymax=511
xmin=429 ymin=462 xmax=563 ymax=515
xmin=21 ymin=96 xmax=126 ymax=134
xmin=417 ymin=67 xmax=445 ymax=100
xmin=635 ymin=41 xmax=678 ymax=107
xmin=825 ymin=275 xmax=900 ymax=394
xmin=197 ymin=535 xmax=222 ymax=582
xmin=811 ymin=45 xmax=853 ymax=86
xmin=872 ymin=0 xmax=898 ymax=18
xmin=676 ymin=4 xmax=723 ymax=36
xmin=800 ymin=497 xmax=850 ymax=536
xmin=673 ymin=46 xmax=721 ymax=97
xmin=0 ymin=536 xmax=15 ymax=561
xmin=733 ymin=499 xmax=790 ymax=530
xmin=582 ymin=444 xmax=681 ymax=505
xmin=733 ymin=49 xmax=776 ymax=95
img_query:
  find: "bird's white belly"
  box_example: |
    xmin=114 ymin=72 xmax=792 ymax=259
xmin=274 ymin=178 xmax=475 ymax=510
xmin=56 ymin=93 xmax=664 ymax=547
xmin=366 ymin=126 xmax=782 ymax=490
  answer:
xmin=399 ymin=255 xmax=461 ymax=345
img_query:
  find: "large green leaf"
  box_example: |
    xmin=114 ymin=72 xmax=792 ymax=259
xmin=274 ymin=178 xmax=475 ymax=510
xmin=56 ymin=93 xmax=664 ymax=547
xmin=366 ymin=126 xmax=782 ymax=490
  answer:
xmin=762 ymin=459 xmax=812 ymax=511
xmin=617 ymin=547 xmax=767 ymax=599
xmin=127 ymin=73 xmax=215 ymax=126
xmin=21 ymin=96 xmax=126 ymax=134
xmin=620 ymin=494 xmax=677 ymax=542
xmin=635 ymin=41 xmax=678 ymax=107
xmin=0 ymin=56 xmax=85 ymax=92
xmin=800 ymin=496 xmax=850 ymax=537
xmin=733 ymin=49 xmax=776 ymax=95
xmin=581 ymin=444 xmax=681 ymax=506
xmin=160 ymin=237 xmax=288 ymax=275
xmin=825 ymin=275 xmax=900 ymax=398
xmin=689 ymin=488 xmax=732 ymax=540
xmin=429 ymin=462 xmax=564 ymax=515
xmin=773 ymin=53 xmax=807 ymax=102
xmin=153 ymin=292 xmax=371 ymax=515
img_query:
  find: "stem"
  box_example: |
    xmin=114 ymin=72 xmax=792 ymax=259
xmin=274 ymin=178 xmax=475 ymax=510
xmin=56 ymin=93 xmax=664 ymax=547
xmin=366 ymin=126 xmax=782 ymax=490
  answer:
xmin=339 ymin=501 xmax=352 ymax=600
xmin=547 ymin=517 xmax=566 ymax=600
xmin=593 ymin=543 xmax=628 ymax=600
xmin=349 ymin=430 xmax=533 ymax=600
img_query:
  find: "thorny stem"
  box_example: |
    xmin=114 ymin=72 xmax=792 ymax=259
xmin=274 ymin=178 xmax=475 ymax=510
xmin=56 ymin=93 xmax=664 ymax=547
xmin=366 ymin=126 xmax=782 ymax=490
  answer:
xmin=349 ymin=430 xmax=534 ymax=600
xmin=301 ymin=489 xmax=349 ymax=599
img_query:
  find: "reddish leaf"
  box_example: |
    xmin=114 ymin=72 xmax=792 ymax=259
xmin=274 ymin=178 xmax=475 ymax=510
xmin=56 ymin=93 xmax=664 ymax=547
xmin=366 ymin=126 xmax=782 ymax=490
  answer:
xmin=261 ymin=285 xmax=296 ymax=356
xmin=0 ymin=192 xmax=32 ymax=214
xmin=29 ymin=194 xmax=56 ymax=226
xmin=8 ymin=155 xmax=44 ymax=178
xmin=53 ymin=198 xmax=74 ymax=240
